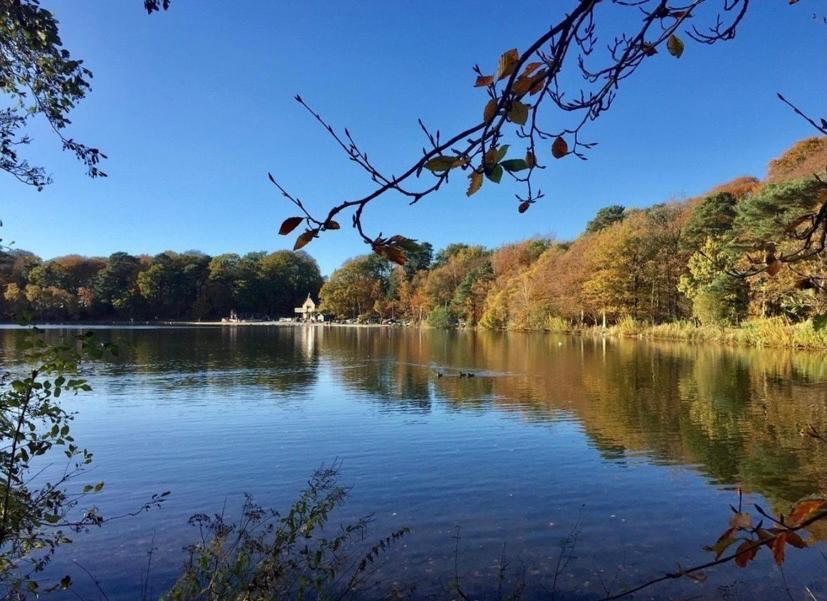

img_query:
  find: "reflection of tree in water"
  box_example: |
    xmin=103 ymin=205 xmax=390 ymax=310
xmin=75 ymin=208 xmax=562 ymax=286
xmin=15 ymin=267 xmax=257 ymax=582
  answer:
xmin=0 ymin=327 xmax=321 ymax=395
xmin=320 ymin=328 xmax=827 ymax=522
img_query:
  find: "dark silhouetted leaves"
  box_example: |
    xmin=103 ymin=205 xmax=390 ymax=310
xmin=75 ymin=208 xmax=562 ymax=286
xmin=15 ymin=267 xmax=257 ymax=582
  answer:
xmin=324 ymin=219 xmax=341 ymax=230
xmin=279 ymin=217 xmax=304 ymax=236
xmin=552 ymin=136 xmax=568 ymax=158
xmin=518 ymin=201 xmax=530 ymax=213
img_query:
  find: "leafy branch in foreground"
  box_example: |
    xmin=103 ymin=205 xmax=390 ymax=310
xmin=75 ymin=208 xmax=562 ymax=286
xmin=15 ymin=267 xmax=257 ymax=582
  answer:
xmin=0 ymin=0 xmax=170 ymax=190
xmin=163 ymin=464 xmax=409 ymax=601
xmin=273 ymin=0 xmax=763 ymax=262
xmin=0 ymin=329 xmax=169 ymax=598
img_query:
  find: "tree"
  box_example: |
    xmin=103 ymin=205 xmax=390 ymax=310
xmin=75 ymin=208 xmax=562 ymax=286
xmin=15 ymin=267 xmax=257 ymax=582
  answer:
xmin=585 ymin=205 xmax=626 ymax=233
xmin=681 ymin=192 xmax=738 ymax=251
xmin=0 ymin=1 xmax=168 ymax=189
xmin=274 ymin=0 xmax=765 ymax=259
xmin=93 ymin=252 xmax=143 ymax=317
xmin=319 ymin=256 xmax=389 ymax=320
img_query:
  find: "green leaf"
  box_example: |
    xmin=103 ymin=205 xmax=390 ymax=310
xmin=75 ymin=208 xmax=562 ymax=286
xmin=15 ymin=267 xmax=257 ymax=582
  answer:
xmin=486 ymin=164 xmax=503 ymax=184
xmin=501 ymin=159 xmax=529 ymax=172
xmin=814 ymin=314 xmax=827 ymax=331
xmin=508 ymin=101 xmax=529 ymax=125
xmin=424 ymin=156 xmax=461 ymax=172
xmin=667 ymin=34 xmax=684 ymax=58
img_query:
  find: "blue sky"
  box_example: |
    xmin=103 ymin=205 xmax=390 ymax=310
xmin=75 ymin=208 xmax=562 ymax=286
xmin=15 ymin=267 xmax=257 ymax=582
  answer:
xmin=1 ymin=1 xmax=824 ymax=275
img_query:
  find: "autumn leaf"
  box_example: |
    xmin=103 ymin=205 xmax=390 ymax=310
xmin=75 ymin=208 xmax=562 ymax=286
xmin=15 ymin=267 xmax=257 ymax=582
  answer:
xmin=501 ymin=159 xmax=529 ymax=172
xmin=766 ymin=260 xmax=783 ymax=276
xmin=484 ymin=144 xmax=509 ymax=167
xmin=788 ymin=497 xmax=827 ymax=526
xmin=323 ymin=219 xmax=340 ymax=230
xmin=525 ymin=151 xmax=536 ymax=168
xmin=708 ymin=528 xmax=738 ymax=559
xmin=785 ymin=531 xmax=807 ymax=549
xmin=552 ymin=136 xmax=568 ymax=158
xmin=279 ymin=216 xmax=304 ymax=236
xmin=467 ymin=171 xmax=483 ymax=197
xmin=508 ymin=101 xmax=529 ymax=125
xmin=641 ymin=43 xmax=658 ymax=56
xmin=522 ymin=62 xmax=543 ymax=75
xmin=518 ymin=201 xmax=530 ymax=213
xmin=387 ymin=235 xmax=420 ymax=252
xmin=294 ymin=229 xmax=317 ymax=251
xmin=771 ymin=532 xmax=787 ymax=565
xmin=495 ymin=48 xmax=519 ymax=81
xmin=475 ymin=75 xmax=494 ymax=87
xmin=484 ymin=99 xmax=498 ymax=123
xmin=734 ymin=541 xmax=759 ymax=568
xmin=486 ymin=164 xmax=503 ymax=184
xmin=667 ymin=34 xmax=684 ymax=58
xmin=381 ymin=246 xmax=407 ymax=265
xmin=425 ymin=156 xmax=461 ymax=172
xmin=513 ymin=69 xmax=546 ymax=95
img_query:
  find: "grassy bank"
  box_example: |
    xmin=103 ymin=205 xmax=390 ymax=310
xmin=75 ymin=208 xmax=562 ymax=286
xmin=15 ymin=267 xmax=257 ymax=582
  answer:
xmin=544 ymin=316 xmax=827 ymax=350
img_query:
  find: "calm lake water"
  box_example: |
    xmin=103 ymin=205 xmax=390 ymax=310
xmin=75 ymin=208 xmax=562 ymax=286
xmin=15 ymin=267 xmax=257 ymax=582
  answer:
xmin=2 ymin=326 xmax=826 ymax=600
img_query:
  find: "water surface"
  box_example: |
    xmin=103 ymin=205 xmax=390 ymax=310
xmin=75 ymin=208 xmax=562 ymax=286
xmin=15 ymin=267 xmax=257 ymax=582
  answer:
xmin=2 ymin=326 xmax=825 ymax=600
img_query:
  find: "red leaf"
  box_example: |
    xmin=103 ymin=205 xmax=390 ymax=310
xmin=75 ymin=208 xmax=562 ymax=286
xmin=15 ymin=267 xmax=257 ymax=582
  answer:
xmin=475 ymin=75 xmax=494 ymax=87
xmin=734 ymin=541 xmax=759 ymax=568
xmin=788 ymin=498 xmax=827 ymax=526
xmin=771 ymin=532 xmax=787 ymax=565
xmin=518 ymin=201 xmax=530 ymax=214
xmin=279 ymin=216 xmax=304 ymax=236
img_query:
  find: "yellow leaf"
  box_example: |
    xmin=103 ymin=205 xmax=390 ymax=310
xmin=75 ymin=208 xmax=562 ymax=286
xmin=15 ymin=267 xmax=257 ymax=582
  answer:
xmin=508 ymin=101 xmax=529 ymax=125
xmin=466 ymin=171 xmax=483 ymax=197
xmin=495 ymin=48 xmax=519 ymax=81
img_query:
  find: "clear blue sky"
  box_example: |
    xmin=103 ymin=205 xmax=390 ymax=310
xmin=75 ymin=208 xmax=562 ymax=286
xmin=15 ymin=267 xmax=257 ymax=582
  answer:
xmin=1 ymin=1 xmax=824 ymax=275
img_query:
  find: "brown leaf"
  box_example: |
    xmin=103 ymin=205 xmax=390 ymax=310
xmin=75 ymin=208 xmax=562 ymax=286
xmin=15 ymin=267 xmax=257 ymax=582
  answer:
xmin=484 ymin=99 xmax=498 ymax=123
xmin=323 ymin=219 xmax=340 ymax=230
xmin=734 ymin=541 xmax=759 ymax=568
xmin=279 ymin=216 xmax=304 ymax=236
xmin=293 ymin=229 xmax=317 ymax=251
xmin=467 ymin=171 xmax=483 ymax=197
xmin=710 ymin=528 xmax=738 ymax=559
xmin=522 ymin=62 xmax=543 ymax=75
xmin=771 ymin=532 xmax=787 ymax=565
xmin=785 ymin=531 xmax=807 ymax=549
xmin=518 ymin=201 xmax=530 ymax=214
xmin=475 ymin=75 xmax=494 ymax=87
xmin=495 ymin=48 xmax=519 ymax=81
xmin=766 ymin=260 xmax=783 ymax=276
xmin=667 ymin=34 xmax=684 ymax=58
xmin=788 ymin=498 xmax=827 ymax=526
xmin=551 ymin=136 xmax=568 ymax=159
xmin=525 ymin=151 xmax=536 ymax=168
xmin=641 ymin=43 xmax=658 ymax=56
xmin=375 ymin=244 xmax=406 ymax=266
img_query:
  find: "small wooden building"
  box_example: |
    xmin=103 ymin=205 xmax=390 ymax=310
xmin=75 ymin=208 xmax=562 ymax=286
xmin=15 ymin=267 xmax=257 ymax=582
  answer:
xmin=294 ymin=294 xmax=318 ymax=321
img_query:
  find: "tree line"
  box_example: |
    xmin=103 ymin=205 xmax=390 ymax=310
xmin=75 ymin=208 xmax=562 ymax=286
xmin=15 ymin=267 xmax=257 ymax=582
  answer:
xmin=320 ymin=137 xmax=826 ymax=330
xmin=0 ymin=250 xmax=322 ymax=322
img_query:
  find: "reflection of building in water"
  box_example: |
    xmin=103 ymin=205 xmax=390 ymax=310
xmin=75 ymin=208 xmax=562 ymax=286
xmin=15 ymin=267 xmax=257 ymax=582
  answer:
xmin=294 ymin=294 xmax=323 ymax=322
xmin=298 ymin=322 xmax=322 ymax=359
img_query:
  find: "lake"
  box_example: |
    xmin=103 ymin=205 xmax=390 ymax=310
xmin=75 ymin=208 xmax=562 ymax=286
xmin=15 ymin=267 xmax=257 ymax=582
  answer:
xmin=2 ymin=325 xmax=826 ymax=600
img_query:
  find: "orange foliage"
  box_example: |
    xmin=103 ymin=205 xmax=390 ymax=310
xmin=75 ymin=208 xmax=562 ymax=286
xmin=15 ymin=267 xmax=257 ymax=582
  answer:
xmin=766 ymin=136 xmax=827 ymax=184
xmin=706 ymin=176 xmax=762 ymax=200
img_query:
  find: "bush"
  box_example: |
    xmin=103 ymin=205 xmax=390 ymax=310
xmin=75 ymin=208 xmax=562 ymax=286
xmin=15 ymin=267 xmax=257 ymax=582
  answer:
xmin=427 ymin=306 xmax=456 ymax=329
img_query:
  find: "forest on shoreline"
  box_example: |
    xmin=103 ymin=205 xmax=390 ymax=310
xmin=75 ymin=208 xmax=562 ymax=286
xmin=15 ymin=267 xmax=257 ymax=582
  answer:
xmin=2 ymin=137 xmax=826 ymax=347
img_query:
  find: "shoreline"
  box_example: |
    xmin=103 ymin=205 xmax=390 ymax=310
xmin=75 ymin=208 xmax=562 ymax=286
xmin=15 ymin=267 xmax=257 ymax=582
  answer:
xmin=2 ymin=319 xmax=825 ymax=351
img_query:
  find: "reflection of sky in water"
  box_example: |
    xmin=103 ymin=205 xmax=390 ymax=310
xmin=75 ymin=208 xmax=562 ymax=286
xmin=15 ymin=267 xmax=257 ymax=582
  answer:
xmin=1 ymin=326 xmax=825 ymax=600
